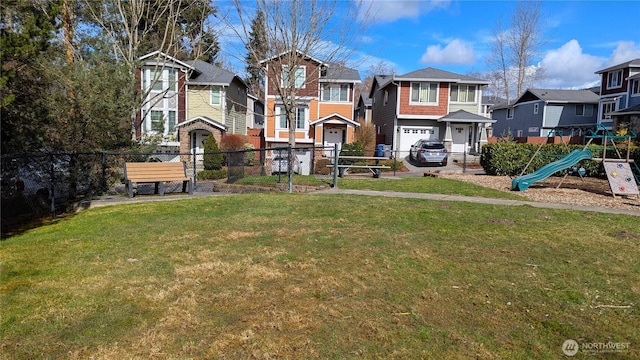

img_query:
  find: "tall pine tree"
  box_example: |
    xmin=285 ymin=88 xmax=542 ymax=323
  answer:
xmin=244 ymin=10 xmax=267 ymax=97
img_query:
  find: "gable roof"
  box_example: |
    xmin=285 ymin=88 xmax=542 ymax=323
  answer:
xmin=177 ymin=116 xmax=226 ymax=131
xmin=310 ymin=113 xmax=360 ymax=127
xmin=395 ymin=67 xmax=489 ymax=85
xmin=367 ymin=74 xmax=395 ymax=98
xmin=321 ymin=63 xmax=361 ymax=83
xmin=187 ymin=60 xmax=247 ymax=88
xmin=139 ymin=51 xmax=195 ymax=71
xmin=258 ymin=49 xmax=326 ymax=66
xmin=515 ymin=88 xmax=600 ymax=104
xmin=438 ymin=109 xmax=495 ymax=123
xmin=595 ymin=58 xmax=640 ymax=74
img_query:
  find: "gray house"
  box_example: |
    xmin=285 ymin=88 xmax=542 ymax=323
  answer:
xmin=491 ymin=89 xmax=600 ymax=138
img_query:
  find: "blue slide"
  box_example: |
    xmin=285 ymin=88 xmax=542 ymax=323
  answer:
xmin=512 ymin=149 xmax=592 ymax=191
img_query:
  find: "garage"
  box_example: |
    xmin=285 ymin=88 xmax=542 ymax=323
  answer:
xmin=398 ymin=126 xmax=439 ymax=153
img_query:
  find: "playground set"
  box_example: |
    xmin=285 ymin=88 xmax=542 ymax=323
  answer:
xmin=511 ymin=124 xmax=640 ymax=198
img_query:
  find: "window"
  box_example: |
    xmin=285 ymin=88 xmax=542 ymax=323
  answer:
xmin=632 ymin=79 xmax=640 ymax=95
xmin=168 ymin=111 xmax=176 ymax=133
xmin=533 ymin=103 xmax=539 ymax=114
xmin=276 ymin=106 xmax=306 ymax=129
xmin=168 ymin=70 xmax=177 ymax=91
xmin=584 ymin=104 xmax=593 ymax=116
xmin=601 ymin=101 xmax=616 ymax=121
xmin=507 ymin=108 xmax=514 ymax=119
xmin=151 ymin=70 xmax=163 ymax=91
xmin=383 ymin=90 xmax=389 ymax=106
xmin=150 ymin=110 xmax=164 ymax=131
xmin=410 ymin=82 xmax=438 ymax=104
xmin=450 ymin=85 xmax=476 ymax=103
xmin=607 ymin=70 xmax=623 ymax=89
xmin=211 ymin=86 xmax=221 ymax=105
xmin=576 ymin=104 xmax=584 ymax=116
xmin=282 ymin=65 xmax=305 ymax=88
xmin=322 ymin=84 xmax=349 ymax=102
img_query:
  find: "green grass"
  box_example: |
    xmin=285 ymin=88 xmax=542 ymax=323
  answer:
xmin=1 ymin=194 xmax=638 ymax=359
xmin=235 ymin=174 xmax=331 ymax=187
xmin=338 ymin=176 xmax=526 ymax=200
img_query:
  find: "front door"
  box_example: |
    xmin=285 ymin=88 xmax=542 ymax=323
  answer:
xmin=451 ymin=125 xmax=471 ymax=153
xmin=324 ymin=128 xmax=343 ymax=157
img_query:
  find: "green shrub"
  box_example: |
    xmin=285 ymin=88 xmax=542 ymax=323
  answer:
xmin=480 ymin=143 xmax=640 ymax=177
xmin=197 ymin=169 xmax=227 ymax=180
xmin=203 ymin=135 xmax=223 ymax=170
xmin=339 ymin=142 xmax=364 ymax=165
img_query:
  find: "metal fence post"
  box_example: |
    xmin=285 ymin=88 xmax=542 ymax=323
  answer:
xmin=332 ymin=144 xmax=338 ymax=188
xmin=192 ymin=150 xmax=197 ymax=189
xmin=288 ymin=145 xmax=293 ymax=193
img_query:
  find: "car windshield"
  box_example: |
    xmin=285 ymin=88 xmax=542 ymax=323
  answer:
xmin=421 ymin=143 xmax=444 ymax=149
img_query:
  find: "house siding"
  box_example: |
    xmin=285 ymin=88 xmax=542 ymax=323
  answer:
xmin=398 ymin=82 xmax=449 ymax=116
xmin=371 ymin=84 xmax=398 ymax=146
xmin=265 ymin=58 xmax=320 ymax=99
xmin=225 ymin=78 xmax=248 ymax=135
xmin=600 ymin=67 xmax=630 ymax=96
xmin=187 ymin=85 xmax=223 ymax=122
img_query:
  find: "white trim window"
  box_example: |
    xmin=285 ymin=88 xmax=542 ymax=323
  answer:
xmin=410 ymin=82 xmax=438 ymax=104
xmin=606 ymin=70 xmax=623 ymax=89
xmin=276 ymin=106 xmax=307 ymax=130
xmin=149 ymin=110 xmax=177 ymax=134
xmin=632 ymin=79 xmax=640 ymax=96
xmin=450 ymin=84 xmax=476 ymax=103
xmin=145 ymin=68 xmax=178 ymax=92
xmin=210 ymin=86 xmax=221 ymax=105
xmin=507 ymin=108 xmax=514 ymax=119
xmin=601 ymin=101 xmax=617 ymax=121
xmin=321 ymin=84 xmax=349 ymax=102
xmin=282 ymin=65 xmax=306 ymax=89
xmin=575 ymin=104 xmax=594 ymax=116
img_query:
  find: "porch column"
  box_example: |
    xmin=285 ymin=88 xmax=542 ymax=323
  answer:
xmin=478 ymin=124 xmax=488 ymax=153
xmin=443 ymin=122 xmax=453 ymax=152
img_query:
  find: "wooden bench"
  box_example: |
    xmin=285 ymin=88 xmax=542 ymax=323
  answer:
xmin=124 ymin=162 xmax=193 ymax=198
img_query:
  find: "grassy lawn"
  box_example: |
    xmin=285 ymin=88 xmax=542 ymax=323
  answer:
xmin=337 ymin=176 xmax=526 ymax=200
xmin=1 ymin=194 xmax=638 ymax=359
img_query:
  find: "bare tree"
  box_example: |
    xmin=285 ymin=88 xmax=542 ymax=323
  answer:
xmin=82 ymin=0 xmax=218 ymax=141
xmin=229 ymin=0 xmax=371 ymax=151
xmin=486 ymin=1 xmax=548 ymax=101
xmin=355 ymin=60 xmax=396 ymax=105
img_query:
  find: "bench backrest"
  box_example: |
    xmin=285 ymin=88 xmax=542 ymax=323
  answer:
xmin=124 ymin=162 xmax=189 ymax=182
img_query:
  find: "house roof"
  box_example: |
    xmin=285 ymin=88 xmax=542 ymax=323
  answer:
xmin=482 ymin=95 xmax=506 ymax=106
xmin=595 ymin=58 xmax=640 ymax=74
xmin=309 ymin=113 xmax=360 ymax=127
xmin=515 ymin=88 xmax=600 ymax=104
xmin=259 ymin=49 xmax=327 ymax=66
xmin=139 ymin=51 xmax=195 ymax=71
xmin=320 ymin=63 xmax=361 ymax=83
xmin=367 ymin=75 xmax=395 ymax=98
xmin=187 ymin=60 xmax=247 ymax=88
xmin=395 ymin=67 xmax=489 ymax=85
xmin=438 ymin=110 xmax=496 ymax=123
xmin=177 ymin=116 xmax=227 ymax=131
xmin=610 ymin=103 xmax=640 ymax=115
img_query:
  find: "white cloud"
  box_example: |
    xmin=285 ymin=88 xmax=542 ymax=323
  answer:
xmin=607 ymin=41 xmax=640 ymax=67
xmin=539 ymin=40 xmax=604 ymax=89
xmin=419 ymin=39 xmax=475 ymax=65
xmin=359 ymin=0 xmax=451 ymax=22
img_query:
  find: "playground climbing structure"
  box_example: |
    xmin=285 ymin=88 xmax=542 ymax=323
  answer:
xmin=511 ymin=125 xmax=639 ymax=198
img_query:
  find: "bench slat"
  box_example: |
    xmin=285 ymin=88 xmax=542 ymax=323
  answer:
xmin=124 ymin=162 xmax=192 ymax=198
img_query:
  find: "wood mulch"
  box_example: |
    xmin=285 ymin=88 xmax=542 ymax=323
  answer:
xmin=438 ymin=171 xmax=640 ymax=212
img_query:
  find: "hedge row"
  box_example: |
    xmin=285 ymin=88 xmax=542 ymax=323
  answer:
xmin=480 ymin=142 xmax=640 ymax=177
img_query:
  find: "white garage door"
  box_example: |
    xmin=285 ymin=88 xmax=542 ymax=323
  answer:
xmin=399 ymin=126 xmax=439 ymax=153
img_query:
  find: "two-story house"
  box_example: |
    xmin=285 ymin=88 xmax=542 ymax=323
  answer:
xmin=138 ymin=51 xmax=251 ymax=155
xmin=490 ymin=89 xmax=600 ymax=138
xmin=369 ymin=68 xmax=492 ymax=155
xmin=260 ymin=51 xmax=361 ymax=170
xmin=595 ymin=58 xmax=640 ymax=133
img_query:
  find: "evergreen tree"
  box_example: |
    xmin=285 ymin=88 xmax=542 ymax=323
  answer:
xmin=203 ymin=135 xmax=223 ymax=170
xmin=244 ymin=10 xmax=267 ymax=97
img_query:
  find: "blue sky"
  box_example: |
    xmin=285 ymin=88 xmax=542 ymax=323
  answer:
xmin=219 ymin=1 xmax=640 ymax=90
